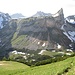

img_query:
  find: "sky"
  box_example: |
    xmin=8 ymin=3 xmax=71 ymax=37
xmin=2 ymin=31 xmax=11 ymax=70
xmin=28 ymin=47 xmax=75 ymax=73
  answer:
xmin=0 ymin=0 xmax=75 ymax=17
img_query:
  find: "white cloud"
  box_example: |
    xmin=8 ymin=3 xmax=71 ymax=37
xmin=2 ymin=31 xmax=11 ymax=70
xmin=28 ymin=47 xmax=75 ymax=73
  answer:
xmin=0 ymin=0 xmax=75 ymax=17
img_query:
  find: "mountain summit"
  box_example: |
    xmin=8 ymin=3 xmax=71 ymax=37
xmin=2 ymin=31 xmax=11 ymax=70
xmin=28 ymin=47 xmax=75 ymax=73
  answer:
xmin=11 ymin=13 xmax=25 ymax=19
xmin=0 ymin=8 xmax=75 ymax=59
xmin=32 ymin=11 xmax=51 ymax=17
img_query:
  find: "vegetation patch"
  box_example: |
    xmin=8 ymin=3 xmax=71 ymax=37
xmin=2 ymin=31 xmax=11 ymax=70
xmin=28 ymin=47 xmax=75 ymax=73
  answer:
xmin=1 ymin=56 xmax=75 ymax=75
xmin=11 ymin=35 xmax=27 ymax=45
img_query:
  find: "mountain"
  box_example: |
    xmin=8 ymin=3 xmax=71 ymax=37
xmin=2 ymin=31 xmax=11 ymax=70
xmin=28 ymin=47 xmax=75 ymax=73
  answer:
xmin=0 ymin=8 xmax=75 ymax=59
xmin=0 ymin=12 xmax=11 ymax=29
xmin=11 ymin=13 xmax=25 ymax=19
xmin=0 ymin=8 xmax=71 ymax=50
xmin=61 ymin=15 xmax=75 ymax=49
xmin=66 ymin=15 xmax=75 ymax=24
xmin=32 ymin=11 xmax=51 ymax=17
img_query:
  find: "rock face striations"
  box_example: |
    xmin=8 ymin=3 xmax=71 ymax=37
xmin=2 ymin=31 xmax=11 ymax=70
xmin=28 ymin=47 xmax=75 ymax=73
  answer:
xmin=0 ymin=8 xmax=74 ymax=54
xmin=0 ymin=12 xmax=11 ymax=29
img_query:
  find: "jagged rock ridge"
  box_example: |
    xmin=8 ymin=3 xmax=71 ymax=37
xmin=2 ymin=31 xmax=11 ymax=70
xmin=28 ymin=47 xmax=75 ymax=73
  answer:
xmin=61 ymin=15 xmax=75 ymax=49
xmin=0 ymin=8 xmax=74 ymax=53
xmin=10 ymin=8 xmax=71 ymax=50
xmin=32 ymin=11 xmax=51 ymax=17
xmin=0 ymin=12 xmax=11 ymax=29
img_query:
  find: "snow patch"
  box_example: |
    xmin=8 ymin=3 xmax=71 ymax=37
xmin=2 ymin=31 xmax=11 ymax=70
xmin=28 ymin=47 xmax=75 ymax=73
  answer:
xmin=38 ymin=42 xmax=40 ymax=44
xmin=11 ymin=50 xmax=18 ymax=54
xmin=66 ymin=53 xmax=71 ymax=55
xmin=66 ymin=18 xmax=75 ymax=24
xmin=61 ymin=24 xmax=64 ymax=30
xmin=27 ymin=54 xmax=30 ymax=55
xmin=42 ymin=43 xmax=45 ymax=47
xmin=70 ymin=19 xmax=75 ymax=23
xmin=52 ymin=50 xmax=56 ymax=52
xmin=57 ymin=44 xmax=61 ymax=49
xmin=23 ymin=56 xmax=27 ymax=59
xmin=53 ymin=13 xmax=59 ymax=17
xmin=69 ymin=44 xmax=72 ymax=47
xmin=32 ymin=59 xmax=36 ymax=61
xmin=66 ymin=49 xmax=73 ymax=52
xmin=68 ymin=31 xmax=75 ymax=41
xmin=61 ymin=24 xmax=66 ymax=31
xmin=38 ymin=50 xmax=46 ymax=54
xmin=63 ymin=32 xmax=73 ymax=42
xmin=58 ymin=52 xmax=64 ymax=54
xmin=68 ymin=31 xmax=75 ymax=37
xmin=11 ymin=50 xmax=25 ymax=55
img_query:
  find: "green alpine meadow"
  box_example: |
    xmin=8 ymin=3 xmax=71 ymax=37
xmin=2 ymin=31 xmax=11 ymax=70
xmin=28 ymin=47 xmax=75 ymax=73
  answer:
xmin=0 ymin=56 xmax=75 ymax=75
xmin=0 ymin=0 xmax=75 ymax=75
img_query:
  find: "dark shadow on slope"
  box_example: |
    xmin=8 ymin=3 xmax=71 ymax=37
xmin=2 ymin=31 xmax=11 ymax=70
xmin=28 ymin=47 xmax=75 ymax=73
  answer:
xmin=0 ymin=8 xmax=72 ymax=57
xmin=0 ymin=19 xmax=17 ymax=60
xmin=16 ymin=15 xmax=71 ymax=50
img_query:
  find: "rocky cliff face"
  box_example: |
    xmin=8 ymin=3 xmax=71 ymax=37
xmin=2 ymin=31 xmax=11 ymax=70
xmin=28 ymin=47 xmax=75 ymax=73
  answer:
xmin=61 ymin=15 xmax=75 ymax=49
xmin=10 ymin=8 xmax=71 ymax=50
xmin=0 ymin=12 xmax=11 ymax=29
xmin=0 ymin=8 xmax=73 ymax=53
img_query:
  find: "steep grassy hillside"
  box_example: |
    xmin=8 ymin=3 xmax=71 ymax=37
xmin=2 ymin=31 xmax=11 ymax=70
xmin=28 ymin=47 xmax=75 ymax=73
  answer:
xmin=0 ymin=56 xmax=75 ymax=75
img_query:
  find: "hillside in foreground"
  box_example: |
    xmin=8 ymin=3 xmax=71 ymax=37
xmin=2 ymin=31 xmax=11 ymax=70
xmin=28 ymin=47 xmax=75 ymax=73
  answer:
xmin=0 ymin=56 xmax=75 ymax=75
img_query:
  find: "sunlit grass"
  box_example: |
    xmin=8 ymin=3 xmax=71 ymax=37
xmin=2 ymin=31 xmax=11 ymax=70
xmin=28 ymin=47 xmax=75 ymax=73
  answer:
xmin=11 ymin=35 xmax=27 ymax=45
xmin=0 ymin=56 xmax=75 ymax=75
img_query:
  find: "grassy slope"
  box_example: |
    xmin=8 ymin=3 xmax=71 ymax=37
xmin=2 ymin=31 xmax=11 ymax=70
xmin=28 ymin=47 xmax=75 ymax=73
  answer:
xmin=0 ymin=56 xmax=75 ymax=75
xmin=40 ymin=50 xmax=62 ymax=56
xmin=0 ymin=61 xmax=29 ymax=75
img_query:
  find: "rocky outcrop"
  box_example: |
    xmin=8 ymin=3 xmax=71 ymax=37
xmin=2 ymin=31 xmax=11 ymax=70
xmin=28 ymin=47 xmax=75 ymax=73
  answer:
xmin=66 ymin=15 xmax=75 ymax=24
xmin=61 ymin=15 xmax=75 ymax=48
xmin=10 ymin=8 xmax=71 ymax=50
xmin=32 ymin=11 xmax=51 ymax=17
xmin=0 ymin=8 xmax=73 ymax=52
xmin=0 ymin=12 xmax=11 ymax=29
